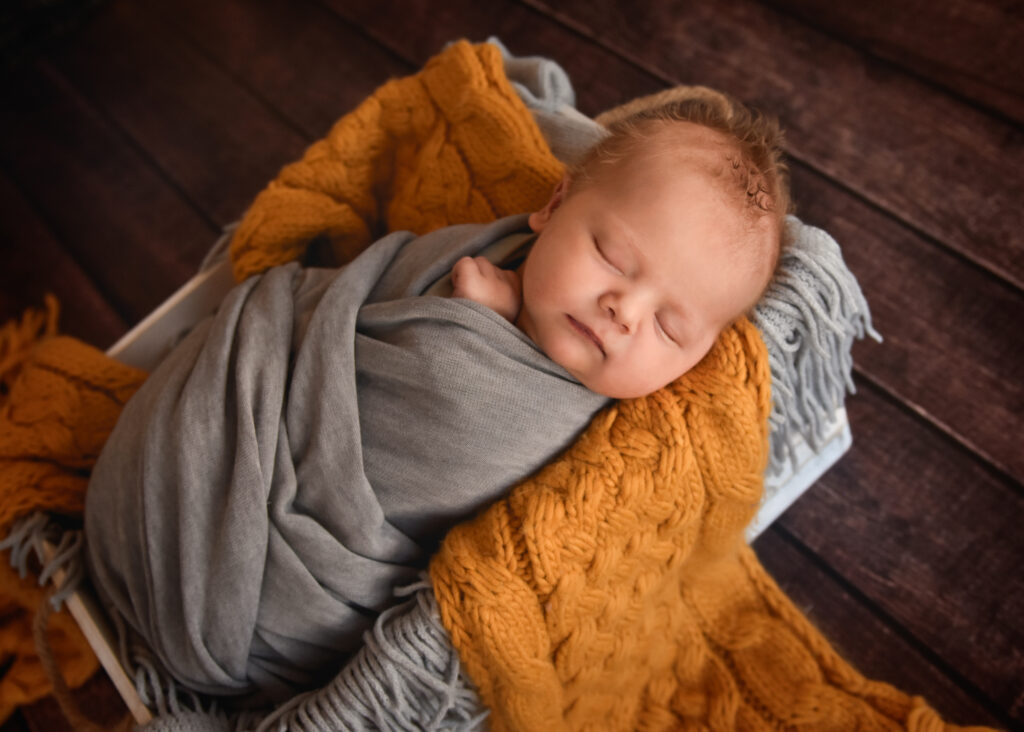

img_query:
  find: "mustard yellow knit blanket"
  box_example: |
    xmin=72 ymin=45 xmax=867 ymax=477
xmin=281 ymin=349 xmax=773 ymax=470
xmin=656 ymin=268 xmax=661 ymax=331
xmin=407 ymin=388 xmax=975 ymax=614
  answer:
xmin=0 ymin=40 xmax=993 ymax=730
xmin=429 ymin=319 xmax=982 ymax=730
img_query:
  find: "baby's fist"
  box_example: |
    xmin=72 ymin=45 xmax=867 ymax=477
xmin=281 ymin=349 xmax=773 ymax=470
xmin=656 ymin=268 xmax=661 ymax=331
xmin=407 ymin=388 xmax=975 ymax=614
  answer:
xmin=451 ymin=256 xmax=522 ymax=322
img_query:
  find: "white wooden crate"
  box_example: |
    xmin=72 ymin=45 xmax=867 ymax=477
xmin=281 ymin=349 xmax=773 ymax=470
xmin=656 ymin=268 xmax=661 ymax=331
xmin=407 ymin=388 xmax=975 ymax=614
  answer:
xmin=55 ymin=259 xmax=850 ymax=723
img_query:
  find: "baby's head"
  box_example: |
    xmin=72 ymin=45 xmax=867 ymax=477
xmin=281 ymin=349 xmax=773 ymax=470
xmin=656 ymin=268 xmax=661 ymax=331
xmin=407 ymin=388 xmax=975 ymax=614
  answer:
xmin=516 ymin=90 xmax=790 ymax=398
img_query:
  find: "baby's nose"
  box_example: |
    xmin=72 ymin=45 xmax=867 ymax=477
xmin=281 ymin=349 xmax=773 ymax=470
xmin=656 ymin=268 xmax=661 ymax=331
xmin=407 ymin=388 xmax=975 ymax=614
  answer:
xmin=600 ymin=292 xmax=639 ymax=334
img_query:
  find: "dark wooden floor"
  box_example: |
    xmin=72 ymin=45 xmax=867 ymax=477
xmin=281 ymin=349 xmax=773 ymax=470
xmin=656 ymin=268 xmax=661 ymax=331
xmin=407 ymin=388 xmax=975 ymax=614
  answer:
xmin=2 ymin=0 xmax=1021 ymax=729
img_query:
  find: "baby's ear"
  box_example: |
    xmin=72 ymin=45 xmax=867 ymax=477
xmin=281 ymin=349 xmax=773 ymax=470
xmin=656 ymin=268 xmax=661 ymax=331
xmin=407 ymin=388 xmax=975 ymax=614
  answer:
xmin=528 ymin=175 xmax=571 ymax=232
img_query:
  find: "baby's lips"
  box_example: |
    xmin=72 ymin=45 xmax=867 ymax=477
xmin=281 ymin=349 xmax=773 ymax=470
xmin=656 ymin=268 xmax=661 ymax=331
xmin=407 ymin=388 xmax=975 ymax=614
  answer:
xmin=569 ymin=315 xmax=605 ymax=355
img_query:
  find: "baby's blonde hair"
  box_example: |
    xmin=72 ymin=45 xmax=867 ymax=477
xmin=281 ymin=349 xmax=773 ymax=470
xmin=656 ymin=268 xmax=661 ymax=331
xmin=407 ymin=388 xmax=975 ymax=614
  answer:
xmin=574 ymin=87 xmax=791 ymax=282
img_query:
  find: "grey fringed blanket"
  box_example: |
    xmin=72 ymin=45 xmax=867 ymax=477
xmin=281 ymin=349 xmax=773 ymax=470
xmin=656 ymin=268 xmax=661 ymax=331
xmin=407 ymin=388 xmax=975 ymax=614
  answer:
xmin=84 ymin=214 xmax=608 ymax=704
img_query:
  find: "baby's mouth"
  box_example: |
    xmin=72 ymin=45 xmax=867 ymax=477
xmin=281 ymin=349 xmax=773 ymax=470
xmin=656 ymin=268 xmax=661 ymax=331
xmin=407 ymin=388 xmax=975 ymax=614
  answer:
xmin=568 ymin=315 xmax=605 ymax=356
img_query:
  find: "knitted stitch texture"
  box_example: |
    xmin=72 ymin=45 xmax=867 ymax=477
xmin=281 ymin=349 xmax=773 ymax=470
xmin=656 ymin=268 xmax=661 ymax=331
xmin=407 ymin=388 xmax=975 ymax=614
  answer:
xmin=229 ymin=40 xmax=563 ymax=282
xmin=429 ymin=319 xmax=990 ymax=731
xmin=0 ymin=300 xmax=145 ymax=721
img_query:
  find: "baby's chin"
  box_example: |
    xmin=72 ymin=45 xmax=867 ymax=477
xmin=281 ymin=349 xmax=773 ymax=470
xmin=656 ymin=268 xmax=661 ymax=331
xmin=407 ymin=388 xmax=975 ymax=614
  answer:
xmin=576 ymin=374 xmax=673 ymax=400
xmin=546 ymin=343 xmax=682 ymax=399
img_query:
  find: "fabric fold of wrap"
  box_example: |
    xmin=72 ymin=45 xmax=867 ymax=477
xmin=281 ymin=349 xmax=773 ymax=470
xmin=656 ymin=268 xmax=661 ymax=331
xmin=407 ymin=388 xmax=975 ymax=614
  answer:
xmin=84 ymin=215 xmax=608 ymax=703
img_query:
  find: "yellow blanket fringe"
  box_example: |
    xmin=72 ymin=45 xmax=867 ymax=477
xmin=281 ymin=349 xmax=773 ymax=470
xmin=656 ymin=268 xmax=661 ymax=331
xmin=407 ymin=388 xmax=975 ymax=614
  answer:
xmin=0 ymin=39 xmax=996 ymax=730
xmin=0 ymin=298 xmax=145 ymax=722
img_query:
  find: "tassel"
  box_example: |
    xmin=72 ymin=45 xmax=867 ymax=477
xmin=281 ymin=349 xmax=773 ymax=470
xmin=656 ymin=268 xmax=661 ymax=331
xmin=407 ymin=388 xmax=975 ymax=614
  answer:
xmin=0 ymin=295 xmax=60 ymax=399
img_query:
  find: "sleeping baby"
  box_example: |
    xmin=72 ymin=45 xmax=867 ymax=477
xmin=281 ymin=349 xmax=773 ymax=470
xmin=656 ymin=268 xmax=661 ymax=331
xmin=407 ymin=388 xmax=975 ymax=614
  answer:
xmin=450 ymin=100 xmax=787 ymax=399
xmin=84 ymin=93 xmax=789 ymax=704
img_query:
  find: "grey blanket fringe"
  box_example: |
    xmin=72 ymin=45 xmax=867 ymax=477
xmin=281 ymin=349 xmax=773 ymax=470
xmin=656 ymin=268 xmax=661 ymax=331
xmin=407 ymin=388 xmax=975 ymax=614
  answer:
xmin=754 ymin=217 xmax=882 ymax=475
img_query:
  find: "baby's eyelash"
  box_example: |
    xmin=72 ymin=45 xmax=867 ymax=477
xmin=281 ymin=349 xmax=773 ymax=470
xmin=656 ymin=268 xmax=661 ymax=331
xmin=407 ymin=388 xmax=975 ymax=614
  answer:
xmin=656 ymin=317 xmax=680 ymax=345
xmin=594 ymin=238 xmax=623 ymax=274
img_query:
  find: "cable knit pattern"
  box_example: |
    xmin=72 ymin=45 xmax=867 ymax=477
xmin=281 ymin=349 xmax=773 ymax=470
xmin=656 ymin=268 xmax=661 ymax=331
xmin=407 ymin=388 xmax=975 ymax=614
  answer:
xmin=429 ymin=319 xmax=989 ymax=731
xmin=229 ymin=40 xmax=563 ymax=282
xmin=0 ymin=336 xmax=145 ymax=529
xmin=0 ymin=301 xmax=145 ymax=720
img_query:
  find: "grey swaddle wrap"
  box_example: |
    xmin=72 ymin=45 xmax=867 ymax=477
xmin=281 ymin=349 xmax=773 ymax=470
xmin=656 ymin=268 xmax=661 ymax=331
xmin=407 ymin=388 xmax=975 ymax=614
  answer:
xmin=84 ymin=214 xmax=608 ymax=703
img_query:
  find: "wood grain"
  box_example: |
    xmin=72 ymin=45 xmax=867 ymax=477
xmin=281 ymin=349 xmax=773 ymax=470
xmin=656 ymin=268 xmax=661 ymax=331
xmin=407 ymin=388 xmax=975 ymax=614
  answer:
xmin=762 ymin=0 xmax=1024 ymax=124
xmin=0 ymin=170 xmax=127 ymax=349
xmin=149 ymin=0 xmax=414 ymax=143
xmin=790 ymin=163 xmax=1024 ymax=482
xmin=779 ymin=382 xmax=1024 ymax=723
xmin=43 ymin=0 xmax=309 ymax=228
xmin=0 ymin=59 xmax=214 ymax=325
xmin=754 ymin=528 xmax=1004 ymax=728
xmin=320 ymin=0 xmax=666 ymax=117
xmin=520 ymin=0 xmax=1024 ymax=290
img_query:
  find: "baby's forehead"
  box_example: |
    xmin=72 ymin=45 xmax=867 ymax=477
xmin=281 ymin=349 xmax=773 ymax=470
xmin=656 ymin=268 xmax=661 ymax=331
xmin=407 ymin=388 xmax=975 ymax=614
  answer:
xmin=594 ymin=151 xmax=777 ymax=293
xmin=629 ymin=121 xmax=737 ymax=167
xmin=584 ymin=124 xmax=741 ymax=198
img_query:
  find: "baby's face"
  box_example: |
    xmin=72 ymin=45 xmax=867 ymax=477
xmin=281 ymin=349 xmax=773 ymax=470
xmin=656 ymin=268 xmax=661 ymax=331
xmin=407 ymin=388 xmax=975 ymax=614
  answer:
xmin=516 ymin=155 xmax=770 ymax=399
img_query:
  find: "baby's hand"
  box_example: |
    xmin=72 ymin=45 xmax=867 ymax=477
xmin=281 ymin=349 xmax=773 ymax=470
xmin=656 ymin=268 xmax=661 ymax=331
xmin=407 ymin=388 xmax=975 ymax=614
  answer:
xmin=450 ymin=256 xmax=522 ymax=322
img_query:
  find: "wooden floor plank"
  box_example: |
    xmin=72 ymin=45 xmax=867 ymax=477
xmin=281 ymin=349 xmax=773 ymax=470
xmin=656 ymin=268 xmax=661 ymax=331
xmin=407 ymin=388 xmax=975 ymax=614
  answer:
xmin=517 ymin=0 xmax=1024 ymax=291
xmin=43 ymin=0 xmax=309 ymax=228
xmin=754 ymin=529 xmax=1004 ymax=728
xmin=318 ymin=0 xmax=667 ymax=116
xmin=760 ymin=0 xmax=1024 ymax=124
xmin=789 ymin=163 xmax=1024 ymax=482
xmin=149 ymin=0 xmax=414 ymax=143
xmin=18 ymin=669 xmax=128 ymax=732
xmin=779 ymin=382 xmax=1024 ymax=723
xmin=0 ymin=59 xmax=214 ymax=325
xmin=0 ymin=169 xmax=127 ymax=349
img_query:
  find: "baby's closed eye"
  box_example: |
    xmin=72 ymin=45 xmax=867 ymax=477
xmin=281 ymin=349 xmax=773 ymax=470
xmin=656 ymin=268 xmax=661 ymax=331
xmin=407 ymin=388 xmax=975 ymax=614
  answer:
xmin=594 ymin=237 xmax=625 ymax=275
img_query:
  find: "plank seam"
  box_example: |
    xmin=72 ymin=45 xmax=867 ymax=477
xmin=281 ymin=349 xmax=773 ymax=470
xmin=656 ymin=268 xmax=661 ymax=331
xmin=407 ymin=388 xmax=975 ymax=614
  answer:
xmin=143 ymin=2 xmax=316 ymax=145
xmin=309 ymin=0 xmax=421 ymax=74
xmin=852 ymin=370 xmax=1023 ymax=493
xmin=755 ymin=0 xmax=1024 ymax=129
xmin=767 ymin=523 xmax=1015 ymax=730
xmin=33 ymin=57 xmax=222 ymax=240
xmin=0 ymin=156 xmax=130 ymax=337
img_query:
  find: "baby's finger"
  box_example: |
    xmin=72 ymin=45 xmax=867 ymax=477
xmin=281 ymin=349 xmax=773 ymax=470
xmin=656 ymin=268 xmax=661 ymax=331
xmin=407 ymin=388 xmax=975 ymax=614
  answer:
xmin=452 ymin=256 xmax=479 ymax=281
xmin=469 ymin=256 xmax=501 ymax=279
xmin=498 ymin=267 xmax=521 ymax=292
